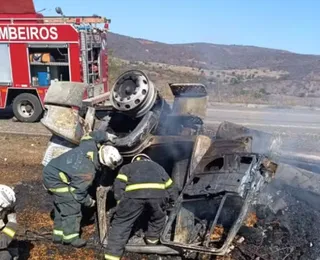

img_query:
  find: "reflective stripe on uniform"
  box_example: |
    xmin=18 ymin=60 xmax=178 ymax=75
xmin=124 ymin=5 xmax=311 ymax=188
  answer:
xmin=116 ymin=173 xmax=128 ymax=182
xmin=59 ymin=172 xmax=70 ymax=184
xmin=63 ymin=233 xmax=79 ymax=241
xmin=2 ymin=227 xmax=15 ymax=238
xmin=125 ymin=183 xmax=165 ymax=192
xmin=48 ymin=187 xmax=75 ymax=193
xmin=53 ymin=229 xmax=63 ymax=236
xmin=125 ymin=178 xmax=174 ymax=192
xmin=81 ymin=134 xmax=93 ymax=141
xmin=146 ymin=238 xmax=159 ymax=244
xmin=87 ymin=151 xmax=94 ymax=161
xmin=104 ymin=254 xmax=120 ymax=260
xmin=164 ymin=178 xmax=173 ymax=188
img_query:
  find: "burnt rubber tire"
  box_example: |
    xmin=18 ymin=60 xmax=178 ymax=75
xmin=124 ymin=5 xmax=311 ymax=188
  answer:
xmin=12 ymin=93 xmax=43 ymax=123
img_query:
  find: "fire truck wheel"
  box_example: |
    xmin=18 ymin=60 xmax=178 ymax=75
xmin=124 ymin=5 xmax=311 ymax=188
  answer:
xmin=12 ymin=93 xmax=43 ymax=123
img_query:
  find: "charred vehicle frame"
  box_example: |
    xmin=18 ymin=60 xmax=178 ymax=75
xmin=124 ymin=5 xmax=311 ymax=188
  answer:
xmin=40 ymin=70 xmax=278 ymax=256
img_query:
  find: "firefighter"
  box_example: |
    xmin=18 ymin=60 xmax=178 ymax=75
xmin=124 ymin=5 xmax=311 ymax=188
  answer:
xmin=0 ymin=185 xmax=17 ymax=260
xmin=43 ymin=130 xmax=123 ymax=248
xmin=104 ymin=153 xmax=179 ymax=260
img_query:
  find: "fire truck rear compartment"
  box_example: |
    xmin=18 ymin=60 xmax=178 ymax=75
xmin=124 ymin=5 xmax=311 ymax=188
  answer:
xmin=0 ymin=9 xmax=110 ymax=123
xmin=29 ymin=46 xmax=70 ymax=83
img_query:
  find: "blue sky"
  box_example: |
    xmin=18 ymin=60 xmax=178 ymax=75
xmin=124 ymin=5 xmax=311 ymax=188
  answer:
xmin=33 ymin=0 xmax=320 ymax=55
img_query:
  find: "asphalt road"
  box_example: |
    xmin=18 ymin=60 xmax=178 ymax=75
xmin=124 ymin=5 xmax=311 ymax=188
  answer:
xmin=1 ymin=104 xmax=320 ymax=195
xmin=1 ymin=105 xmax=320 ymax=136
xmin=206 ymin=106 xmax=320 ymax=135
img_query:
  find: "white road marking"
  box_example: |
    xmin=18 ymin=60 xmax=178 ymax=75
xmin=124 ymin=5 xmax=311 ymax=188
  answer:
xmin=205 ymin=120 xmax=320 ymax=129
xmin=277 ymin=151 xmax=320 ymax=161
xmin=207 ymin=108 xmax=320 ymax=117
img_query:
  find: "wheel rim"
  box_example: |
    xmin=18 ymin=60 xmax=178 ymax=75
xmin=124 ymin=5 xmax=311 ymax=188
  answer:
xmin=17 ymin=100 xmax=35 ymax=118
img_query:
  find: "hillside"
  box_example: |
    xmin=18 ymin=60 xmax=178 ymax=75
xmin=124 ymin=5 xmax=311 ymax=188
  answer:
xmin=108 ymin=32 xmax=320 ymax=106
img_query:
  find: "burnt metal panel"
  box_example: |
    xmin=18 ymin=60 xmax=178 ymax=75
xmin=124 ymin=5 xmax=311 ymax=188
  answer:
xmin=169 ymin=83 xmax=207 ymax=97
xmin=117 ymin=134 xmax=196 ymax=157
xmin=169 ymin=83 xmax=208 ymax=120
xmin=193 ymin=137 xmax=252 ymax=175
xmin=161 ymin=153 xmax=277 ymax=256
xmin=216 ymin=121 xmax=281 ymax=155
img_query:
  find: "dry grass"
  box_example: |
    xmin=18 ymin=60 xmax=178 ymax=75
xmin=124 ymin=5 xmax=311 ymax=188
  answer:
xmin=216 ymin=256 xmax=234 ymax=260
xmin=29 ymin=243 xmax=96 ymax=260
xmin=210 ymin=225 xmax=224 ymax=241
xmin=109 ymin=57 xmax=287 ymax=88
xmin=0 ymin=134 xmax=48 ymax=185
xmin=18 ymin=210 xmax=53 ymax=231
xmin=108 ymin=56 xmax=320 ymax=107
xmin=244 ymin=212 xmax=258 ymax=228
xmin=29 ymin=243 xmax=51 ymax=260
xmin=17 ymin=210 xmax=98 ymax=259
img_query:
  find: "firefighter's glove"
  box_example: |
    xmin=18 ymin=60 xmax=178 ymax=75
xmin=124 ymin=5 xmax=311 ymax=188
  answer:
xmin=83 ymin=196 xmax=95 ymax=208
xmin=106 ymin=133 xmax=118 ymax=144
xmin=88 ymin=198 xmax=96 ymax=208
xmin=169 ymin=197 xmax=177 ymax=205
xmin=164 ymin=199 xmax=175 ymax=212
xmin=0 ymin=220 xmax=5 ymax=229
xmin=7 ymin=213 xmax=17 ymax=223
xmin=0 ymin=233 xmax=12 ymax=249
xmin=167 ymin=202 xmax=175 ymax=211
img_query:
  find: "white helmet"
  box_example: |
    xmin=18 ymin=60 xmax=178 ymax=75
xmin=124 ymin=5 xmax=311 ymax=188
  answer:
xmin=0 ymin=185 xmax=16 ymax=210
xmin=99 ymin=145 xmax=123 ymax=170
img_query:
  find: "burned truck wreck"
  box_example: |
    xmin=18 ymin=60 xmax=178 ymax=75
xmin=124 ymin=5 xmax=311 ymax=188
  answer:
xmin=40 ymin=70 xmax=278 ymax=256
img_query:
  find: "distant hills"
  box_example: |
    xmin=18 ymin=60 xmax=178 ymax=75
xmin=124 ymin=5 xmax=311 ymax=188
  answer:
xmin=107 ymin=32 xmax=320 ymax=106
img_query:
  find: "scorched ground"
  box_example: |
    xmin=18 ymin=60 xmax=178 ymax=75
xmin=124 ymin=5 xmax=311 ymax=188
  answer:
xmin=1 ymin=133 xmax=320 ymax=260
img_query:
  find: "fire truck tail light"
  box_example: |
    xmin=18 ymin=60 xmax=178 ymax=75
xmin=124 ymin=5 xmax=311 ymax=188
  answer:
xmin=71 ymin=106 xmax=80 ymax=111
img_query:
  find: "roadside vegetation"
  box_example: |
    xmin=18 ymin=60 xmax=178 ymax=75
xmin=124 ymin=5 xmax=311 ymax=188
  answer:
xmin=108 ymin=53 xmax=320 ymax=107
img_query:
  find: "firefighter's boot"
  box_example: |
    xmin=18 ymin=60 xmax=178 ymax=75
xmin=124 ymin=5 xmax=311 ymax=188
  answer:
xmin=52 ymin=234 xmax=63 ymax=244
xmin=70 ymin=238 xmax=87 ymax=248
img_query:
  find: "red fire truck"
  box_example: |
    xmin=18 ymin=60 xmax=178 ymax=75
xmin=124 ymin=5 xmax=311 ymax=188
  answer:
xmin=0 ymin=0 xmax=110 ymax=122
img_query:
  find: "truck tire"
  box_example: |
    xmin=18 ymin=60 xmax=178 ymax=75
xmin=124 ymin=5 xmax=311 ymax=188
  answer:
xmin=12 ymin=93 xmax=43 ymax=123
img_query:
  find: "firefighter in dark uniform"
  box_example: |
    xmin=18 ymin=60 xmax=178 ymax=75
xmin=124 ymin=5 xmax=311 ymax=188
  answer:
xmin=0 ymin=185 xmax=17 ymax=260
xmin=43 ymin=130 xmax=123 ymax=248
xmin=104 ymin=153 xmax=179 ymax=260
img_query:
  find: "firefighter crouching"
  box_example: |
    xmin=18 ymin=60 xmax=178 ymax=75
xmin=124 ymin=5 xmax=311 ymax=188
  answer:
xmin=104 ymin=153 xmax=179 ymax=260
xmin=42 ymin=130 xmax=123 ymax=248
xmin=0 ymin=185 xmax=17 ymax=260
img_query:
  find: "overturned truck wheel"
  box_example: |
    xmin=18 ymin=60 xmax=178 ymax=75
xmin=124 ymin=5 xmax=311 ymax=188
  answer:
xmin=110 ymin=70 xmax=157 ymax=118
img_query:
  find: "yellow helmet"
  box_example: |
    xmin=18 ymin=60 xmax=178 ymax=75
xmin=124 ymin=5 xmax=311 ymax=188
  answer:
xmin=131 ymin=153 xmax=151 ymax=162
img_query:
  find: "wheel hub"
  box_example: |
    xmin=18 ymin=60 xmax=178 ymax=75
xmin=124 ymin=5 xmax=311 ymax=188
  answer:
xmin=18 ymin=101 xmax=34 ymax=118
xmin=110 ymin=70 xmax=157 ymax=118
xmin=25 ymin=104 xmax=33 ymax=112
